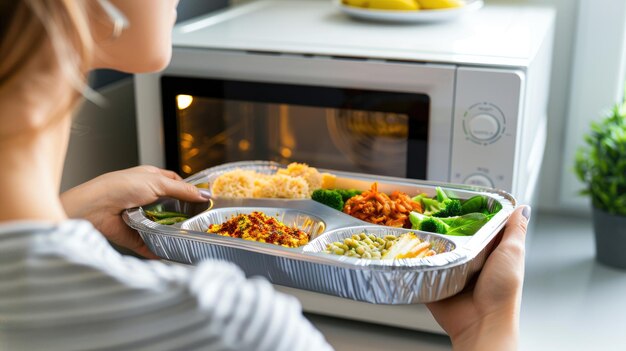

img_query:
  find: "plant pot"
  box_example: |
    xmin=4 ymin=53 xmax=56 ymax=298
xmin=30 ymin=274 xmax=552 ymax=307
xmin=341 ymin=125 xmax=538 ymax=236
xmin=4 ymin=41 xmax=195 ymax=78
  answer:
xmin=592 ymin=207 xmax=626 ymax=269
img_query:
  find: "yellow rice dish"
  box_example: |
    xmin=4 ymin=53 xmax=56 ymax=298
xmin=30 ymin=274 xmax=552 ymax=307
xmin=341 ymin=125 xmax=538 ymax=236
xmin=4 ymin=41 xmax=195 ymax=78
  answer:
xmin=211 ymin=162 xmax=335 ymax=199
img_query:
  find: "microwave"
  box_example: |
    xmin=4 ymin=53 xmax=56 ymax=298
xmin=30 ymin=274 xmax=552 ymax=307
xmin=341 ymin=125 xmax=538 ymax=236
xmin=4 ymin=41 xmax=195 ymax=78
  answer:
xmin=135 ymin=0 xmax=555 ymax=332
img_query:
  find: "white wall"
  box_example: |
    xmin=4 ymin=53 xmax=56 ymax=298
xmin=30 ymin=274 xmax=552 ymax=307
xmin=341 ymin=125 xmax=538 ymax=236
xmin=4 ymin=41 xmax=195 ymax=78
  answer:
xmin=559 ymin=0 xmax=626 ymax=212
xmin=487 ymin=0 xmax=580 ymax=212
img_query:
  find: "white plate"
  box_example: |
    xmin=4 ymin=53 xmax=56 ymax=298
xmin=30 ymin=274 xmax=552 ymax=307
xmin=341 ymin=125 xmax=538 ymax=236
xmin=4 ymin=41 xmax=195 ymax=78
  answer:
xmin=335 ymin=0 xmax=484 ymax=23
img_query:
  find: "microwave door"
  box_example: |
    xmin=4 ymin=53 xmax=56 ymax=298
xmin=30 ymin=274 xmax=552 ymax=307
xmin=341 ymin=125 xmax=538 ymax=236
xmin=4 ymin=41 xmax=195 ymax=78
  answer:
xmin=162 ymin=77 xmax=430 ymax=180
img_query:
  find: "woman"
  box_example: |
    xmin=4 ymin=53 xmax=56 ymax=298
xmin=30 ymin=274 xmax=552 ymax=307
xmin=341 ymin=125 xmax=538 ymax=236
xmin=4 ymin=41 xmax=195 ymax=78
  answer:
xmin=0 ymin=1 xmax=530 ymax=350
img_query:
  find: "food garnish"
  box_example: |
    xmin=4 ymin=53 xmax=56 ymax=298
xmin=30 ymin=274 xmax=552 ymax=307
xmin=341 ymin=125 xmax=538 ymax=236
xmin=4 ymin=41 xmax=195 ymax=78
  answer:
xmin=206 ymin=211 xmax=309 ymax=248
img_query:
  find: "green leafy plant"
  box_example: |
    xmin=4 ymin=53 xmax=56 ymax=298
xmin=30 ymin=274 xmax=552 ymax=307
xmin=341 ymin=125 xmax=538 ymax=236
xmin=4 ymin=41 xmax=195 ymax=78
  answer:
xmin=574 ymin=103 xmax=626 ymax=216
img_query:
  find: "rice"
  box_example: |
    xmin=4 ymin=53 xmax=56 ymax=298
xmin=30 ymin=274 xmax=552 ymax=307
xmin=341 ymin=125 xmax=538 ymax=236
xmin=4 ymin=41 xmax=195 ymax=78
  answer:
xmin=211 ymin=162 xmax=332 ymax=199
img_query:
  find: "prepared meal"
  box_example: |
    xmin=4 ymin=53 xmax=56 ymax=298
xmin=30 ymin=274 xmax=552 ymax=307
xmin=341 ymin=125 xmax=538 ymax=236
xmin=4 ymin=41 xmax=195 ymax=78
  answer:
xmin=206 ymin=211 xmax=309 ymax=248
xmin=124 ymin=160 xmax=516 ymax=304
xmin=211 ymin=162 xmax=335 ymax=199
xmin=324 ymin=232 xmax=436 ymax=259
xmin=313 ymin=182 xmax=500 ymax=236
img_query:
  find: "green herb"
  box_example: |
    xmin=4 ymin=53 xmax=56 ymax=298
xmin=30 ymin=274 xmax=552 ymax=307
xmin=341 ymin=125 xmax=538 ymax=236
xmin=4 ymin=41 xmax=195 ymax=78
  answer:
xmin=574 ymin=103 xmax=626 ymax=215
xmin=460 ymin=195 xmax=488 ymax=215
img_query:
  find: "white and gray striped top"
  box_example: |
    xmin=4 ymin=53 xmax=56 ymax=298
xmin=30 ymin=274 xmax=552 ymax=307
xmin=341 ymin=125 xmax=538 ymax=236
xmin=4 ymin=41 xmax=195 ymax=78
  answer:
xmin=0 ymin=220 xmax=333 ymax=351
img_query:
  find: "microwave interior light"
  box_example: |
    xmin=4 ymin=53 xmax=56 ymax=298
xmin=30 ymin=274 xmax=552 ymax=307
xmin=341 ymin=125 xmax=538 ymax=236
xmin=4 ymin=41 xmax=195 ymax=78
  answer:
xmin=180 ymin=132 xmax=194 ymax=149
xmin=186 ymin=148 xmax=199 ymax=158
xmin=280 ymin=147 xmax=292 ymax=158
xmin=238 ymin=139 xmax=250 ymax=151
xmin=176 ymin=94 xmax=194 ymax=110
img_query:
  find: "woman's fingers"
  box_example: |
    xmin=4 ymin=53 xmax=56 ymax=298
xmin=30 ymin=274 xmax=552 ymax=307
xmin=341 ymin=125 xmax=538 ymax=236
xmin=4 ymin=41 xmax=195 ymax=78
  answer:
xmin=157 ymin=168 xmax=184 ymax=181
xmin=155 ymin=176 xmax=206 ymax=202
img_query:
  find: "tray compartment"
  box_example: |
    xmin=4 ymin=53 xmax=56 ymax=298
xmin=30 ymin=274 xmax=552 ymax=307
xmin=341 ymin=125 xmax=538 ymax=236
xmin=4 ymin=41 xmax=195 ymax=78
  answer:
xmin=304 ymin=226 xmax=457 ymax=264
xmin=134 ymin=198 xmax=213 ymax=228
xmin=181 ymin=207 xmax=327 ymax=245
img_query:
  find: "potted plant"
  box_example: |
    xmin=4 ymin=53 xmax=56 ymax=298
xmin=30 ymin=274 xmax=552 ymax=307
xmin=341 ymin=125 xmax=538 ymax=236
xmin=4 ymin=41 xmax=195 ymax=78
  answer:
xmin=575 ymin=102 xmax=626 ymax=269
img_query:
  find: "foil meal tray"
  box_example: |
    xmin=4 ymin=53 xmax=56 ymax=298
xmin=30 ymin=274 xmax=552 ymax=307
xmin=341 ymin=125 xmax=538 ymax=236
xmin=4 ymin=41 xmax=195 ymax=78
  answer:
xmin=123 ymin=161 xmax=516 ymax=304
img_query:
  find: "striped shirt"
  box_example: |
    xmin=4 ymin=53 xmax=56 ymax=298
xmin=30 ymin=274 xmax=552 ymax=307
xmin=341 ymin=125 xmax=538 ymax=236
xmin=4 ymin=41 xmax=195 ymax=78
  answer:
xmin=0 ymin=220 xmax=333 ymax=351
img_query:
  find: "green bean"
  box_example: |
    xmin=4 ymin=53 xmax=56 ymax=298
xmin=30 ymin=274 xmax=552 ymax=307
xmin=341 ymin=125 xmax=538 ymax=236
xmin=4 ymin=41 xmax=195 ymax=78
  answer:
xmin=155 ymin=216 xmax=188 ymax=225
xmin=145 ymin=210 xmax=188 ymax=220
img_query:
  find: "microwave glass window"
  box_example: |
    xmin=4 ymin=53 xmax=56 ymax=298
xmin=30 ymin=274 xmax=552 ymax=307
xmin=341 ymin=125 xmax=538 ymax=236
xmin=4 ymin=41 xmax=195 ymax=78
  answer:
xmin=162 ymin=77 xmax=430 ymax=179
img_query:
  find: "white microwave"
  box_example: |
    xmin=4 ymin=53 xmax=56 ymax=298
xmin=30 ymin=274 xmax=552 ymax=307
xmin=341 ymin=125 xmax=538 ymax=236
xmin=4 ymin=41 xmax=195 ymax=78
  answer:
xmin=135 ymin=0 xmax=555 ymax=332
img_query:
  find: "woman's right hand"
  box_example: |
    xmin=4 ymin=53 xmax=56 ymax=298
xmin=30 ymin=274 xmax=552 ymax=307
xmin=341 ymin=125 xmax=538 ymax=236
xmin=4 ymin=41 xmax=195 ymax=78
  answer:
xmin=427 ymin=205 xmax=530 ymax=351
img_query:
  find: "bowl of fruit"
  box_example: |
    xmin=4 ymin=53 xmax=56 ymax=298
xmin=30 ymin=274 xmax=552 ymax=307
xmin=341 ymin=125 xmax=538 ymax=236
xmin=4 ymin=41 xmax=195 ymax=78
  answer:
xmin=336 ymin=0 xmax=483 ymax=23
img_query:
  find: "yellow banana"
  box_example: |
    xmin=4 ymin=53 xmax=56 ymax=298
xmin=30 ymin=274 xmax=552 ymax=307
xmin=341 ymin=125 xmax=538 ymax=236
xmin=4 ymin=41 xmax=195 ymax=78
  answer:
xmin=416 ymin=0 xmax=465 ymax=9
xmin=342 ymin=0 xmax=420 ymax=11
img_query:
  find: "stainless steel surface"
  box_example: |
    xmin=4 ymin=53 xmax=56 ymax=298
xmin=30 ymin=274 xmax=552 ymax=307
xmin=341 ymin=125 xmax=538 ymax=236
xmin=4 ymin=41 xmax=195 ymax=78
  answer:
xmin=124 ymin=160 xmax=516 ymax=304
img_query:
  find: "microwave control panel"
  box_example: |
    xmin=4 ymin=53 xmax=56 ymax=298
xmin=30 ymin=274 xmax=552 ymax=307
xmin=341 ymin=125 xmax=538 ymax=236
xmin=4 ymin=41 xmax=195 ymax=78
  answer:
xmin=463 ymin=102 xmax=506 ymax=144
xmin=450 ymin=67 xmax=524 ymax=193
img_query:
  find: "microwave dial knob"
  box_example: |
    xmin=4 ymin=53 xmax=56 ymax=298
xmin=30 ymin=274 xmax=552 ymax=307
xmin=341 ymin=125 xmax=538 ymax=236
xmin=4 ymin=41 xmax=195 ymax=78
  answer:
xmin=468 ymin=114 xmax=500 ymax=141
xmin=464 ymin=174 xmax=494 ymax=188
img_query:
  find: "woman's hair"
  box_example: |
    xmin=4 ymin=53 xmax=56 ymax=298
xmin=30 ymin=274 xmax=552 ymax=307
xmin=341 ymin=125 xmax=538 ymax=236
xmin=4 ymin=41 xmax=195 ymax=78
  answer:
xmin=0 ymin=0 xmax=95 ymax=99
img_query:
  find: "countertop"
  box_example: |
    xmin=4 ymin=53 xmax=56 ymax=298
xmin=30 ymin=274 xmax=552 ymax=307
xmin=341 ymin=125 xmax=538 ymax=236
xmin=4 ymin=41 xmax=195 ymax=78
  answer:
xmin=305 ymin=212 xmax=626 ymax=351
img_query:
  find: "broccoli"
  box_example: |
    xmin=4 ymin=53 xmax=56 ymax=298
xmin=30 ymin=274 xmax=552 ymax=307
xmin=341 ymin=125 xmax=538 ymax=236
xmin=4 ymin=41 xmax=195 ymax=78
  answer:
xmin=409 ymin=211 xmax=490 ymax=236
xmin=311 ymin=189 xmax=344 ymax=211
xmin=420 ymin=217 xmax=450 ymax=234
xmin=409 ymin=212 xmax=449 ymax=234
xmin=420 ymin=187 xmax=462 ymax=217
xmin=336 ymin=189 xmax=362 ymax=202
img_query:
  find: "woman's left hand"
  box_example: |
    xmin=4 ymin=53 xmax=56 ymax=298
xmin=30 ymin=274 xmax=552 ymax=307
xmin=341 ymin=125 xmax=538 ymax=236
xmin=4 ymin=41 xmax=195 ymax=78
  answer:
xmin=61 ymin=166 xmax=208 ymax=258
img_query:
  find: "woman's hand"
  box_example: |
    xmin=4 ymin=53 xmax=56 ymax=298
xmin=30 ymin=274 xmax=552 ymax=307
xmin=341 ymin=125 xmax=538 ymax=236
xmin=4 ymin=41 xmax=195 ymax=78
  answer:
xmin=427 ymin=205 xmax=530 ymax=351
xmin=61 ymin=166 xmax=208 ymax=258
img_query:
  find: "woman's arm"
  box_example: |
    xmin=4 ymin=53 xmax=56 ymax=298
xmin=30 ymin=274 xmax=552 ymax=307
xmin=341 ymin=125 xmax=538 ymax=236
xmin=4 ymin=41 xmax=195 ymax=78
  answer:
xmin=427 ymin=206 xmax=530 ymax=351
xmin=60 ymin=165 xmax=207 ymax=258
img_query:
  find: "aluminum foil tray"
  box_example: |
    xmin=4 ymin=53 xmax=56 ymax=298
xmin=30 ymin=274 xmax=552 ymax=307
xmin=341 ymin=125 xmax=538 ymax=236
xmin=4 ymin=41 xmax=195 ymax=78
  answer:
xmin=124 ymin=161 xmax=516 ymax=304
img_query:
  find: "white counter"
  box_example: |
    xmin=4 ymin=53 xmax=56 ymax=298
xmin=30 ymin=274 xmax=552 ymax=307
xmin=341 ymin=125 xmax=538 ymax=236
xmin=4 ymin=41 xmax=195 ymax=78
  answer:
xmin=306 ymin=212 xmax=626 ymax=351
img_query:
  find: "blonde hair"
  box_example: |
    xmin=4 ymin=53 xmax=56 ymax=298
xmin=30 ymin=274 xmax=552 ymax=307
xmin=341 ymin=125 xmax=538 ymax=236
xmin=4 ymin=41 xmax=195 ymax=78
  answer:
xmin=0 ymin=1 xmax=96 ymax=105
